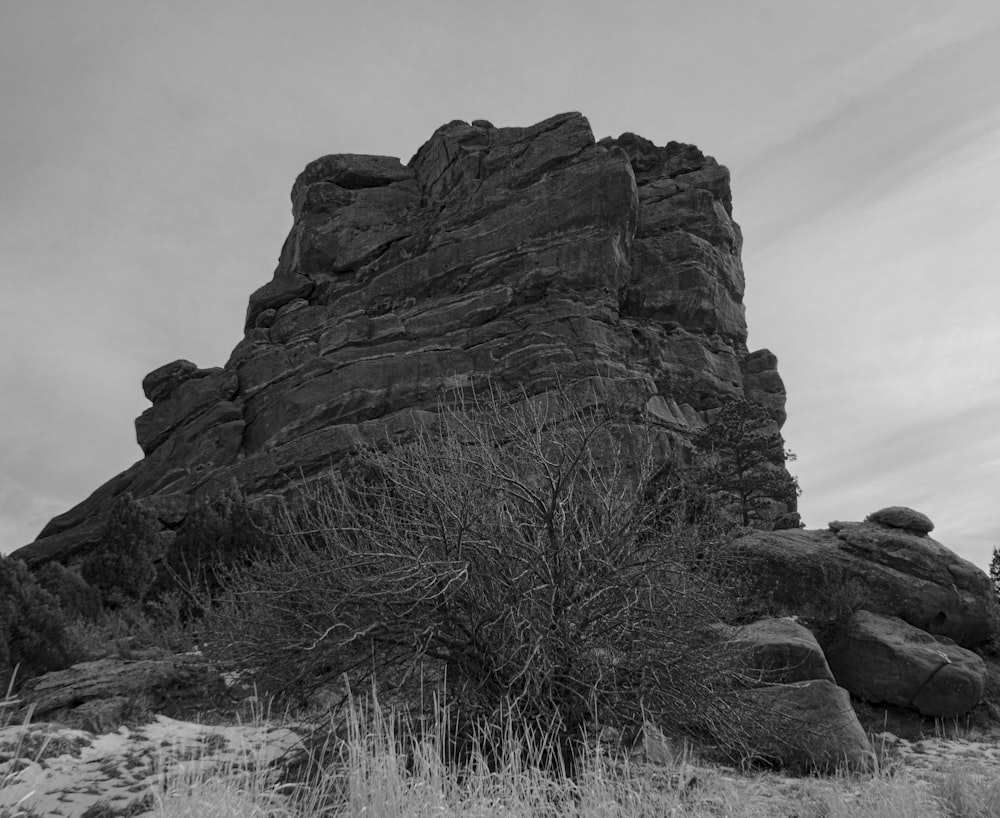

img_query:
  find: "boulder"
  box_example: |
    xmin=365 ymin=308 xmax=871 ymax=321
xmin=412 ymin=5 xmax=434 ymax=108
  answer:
xmin=726 ymin=617 xmax=834 ymax=684
xmin=725 ymin=517 xmax=999 ymax=647
xmin=826 ymin=610 xmax=987 ymax=718
xmin=15 ymin=113 xmax=792 ymax=567
xmin=740 ymin=679 xmax=872 ymax=771
xmin=866 ymin=506 xmax=934 ymax=534
xmin=718 ymin=618 xmax=870 ymax=770
xmin=141 ymin=359 xmax=199 ymax=403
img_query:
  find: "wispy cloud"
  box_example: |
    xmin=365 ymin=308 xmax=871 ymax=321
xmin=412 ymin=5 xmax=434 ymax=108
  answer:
xmin=739 ymin=21 xmax=1000 ymax=250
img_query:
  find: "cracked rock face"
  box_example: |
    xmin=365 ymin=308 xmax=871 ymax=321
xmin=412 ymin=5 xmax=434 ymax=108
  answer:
xmin=826 ymin=610 xmax=987 ymax=718
xmin=14 ymin=112 xmax=788 ymax=566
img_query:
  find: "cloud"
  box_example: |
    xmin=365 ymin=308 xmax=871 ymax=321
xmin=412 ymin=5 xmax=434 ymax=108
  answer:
xmin=738 ymin=21 xmax=1000 ymax=251
xmin=794 ymin=393 xmax=1000 ymax=571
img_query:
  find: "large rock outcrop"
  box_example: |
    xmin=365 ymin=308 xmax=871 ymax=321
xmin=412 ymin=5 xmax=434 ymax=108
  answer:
xmin=726 ymin=511 xmax=999 ymax=648
xmin=15 ymin=112 xmax=789 ymax=566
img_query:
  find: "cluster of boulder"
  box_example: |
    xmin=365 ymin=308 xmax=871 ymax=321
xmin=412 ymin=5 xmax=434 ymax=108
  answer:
xmin=722 ymin=506 xmax=998 ymax=769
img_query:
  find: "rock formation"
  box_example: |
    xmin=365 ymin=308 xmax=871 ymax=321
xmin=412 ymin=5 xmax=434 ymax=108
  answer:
xmin=13 ymin=114 xmax=999 ymax=766
xmin=18 ymin=654 xmax=227 ymax=730
xmin=14 ymin=112 xmax=789 ymax=566
xmin=727 ymin=508 xmax=999 ymax=648
xmin=728 ymin=507 xmax=1000 ymax=723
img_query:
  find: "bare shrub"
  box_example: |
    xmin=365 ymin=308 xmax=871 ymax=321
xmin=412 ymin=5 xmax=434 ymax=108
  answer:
xmin=204 ymin=383 xmax=756 ymax=768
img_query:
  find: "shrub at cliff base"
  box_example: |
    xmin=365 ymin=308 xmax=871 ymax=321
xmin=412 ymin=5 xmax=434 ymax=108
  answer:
xmin=204 ymin=385 xmax=759 ymax=771
xmin=0 ymin=556 xmax=74 ymax=687
xmin=34 ymin=560 xmax=102 ymax=621
xmin=82 ymin=493 xmax=159 ymax=608
xmin=162 ymin=484 xmax=272 ymax=609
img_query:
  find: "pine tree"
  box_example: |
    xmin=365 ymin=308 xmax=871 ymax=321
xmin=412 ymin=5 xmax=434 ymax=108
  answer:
xmin=164 ymin=484 xmax=271 ymax=604
xmin=990 ymin=546 xmax=1000 ymax=603
xmin=690 ymin=398 xmax=800 ymax=528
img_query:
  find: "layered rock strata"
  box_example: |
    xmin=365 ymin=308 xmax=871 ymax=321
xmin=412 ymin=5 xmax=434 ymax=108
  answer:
xmin=16 ymin=112 xmax=788 ymax=566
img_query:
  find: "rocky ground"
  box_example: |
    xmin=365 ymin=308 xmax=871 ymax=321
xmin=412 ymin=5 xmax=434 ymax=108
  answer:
xmin=0 ymin=713 xmax=302 ymax=817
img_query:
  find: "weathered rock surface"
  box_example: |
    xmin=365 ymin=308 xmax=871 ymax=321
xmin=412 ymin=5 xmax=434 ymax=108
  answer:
xmin=719 ymin=618 xmax=868 ymax=770
xmin=865 ymin=506 xmax=934 ymax=534
xmin=135 ymin=365 xmax=240 ymax=455
xmin=725 ymin=617 xmax=835 ymax=684
xmin=740 ymin=679 xmax=872 ymax=771
xmin=826 ymin=610 xmax=987 ymax=718
xmin=18 ymin=655 xmax=227 ymax=727
xmin=727 ymin=511 xmax=1000 ymax=647
xmin=14 ymin=112 xmax=789 ymax=566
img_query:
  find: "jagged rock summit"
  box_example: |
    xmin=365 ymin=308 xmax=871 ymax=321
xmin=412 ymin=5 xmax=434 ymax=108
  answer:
xmin=15 ymin=112 xmax=788 ymax=565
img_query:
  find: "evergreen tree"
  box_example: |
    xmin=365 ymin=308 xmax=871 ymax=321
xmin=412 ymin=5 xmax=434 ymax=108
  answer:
xmin=1 ymin=557 xmax=73 ymax=685
xmin=164 ymin=484 xmax=271 ymax=604
xmin=990 ymin=546 xmax=1000 ymax=603
xmin=82 ymin=494 xmax=159 ymax=607
xmin=690 ymin=398 xmax=800 ymax=528
xmin=35 ymin=561 xmax=102 ymax=621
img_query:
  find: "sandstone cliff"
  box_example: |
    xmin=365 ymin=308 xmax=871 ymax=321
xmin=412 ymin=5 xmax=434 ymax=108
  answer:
xmin=15 ymin=112 xmax=788 ymax=566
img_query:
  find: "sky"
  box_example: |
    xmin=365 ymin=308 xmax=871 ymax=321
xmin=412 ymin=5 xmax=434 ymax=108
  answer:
xmin=1 ymin=1 xmax=998 ymax=572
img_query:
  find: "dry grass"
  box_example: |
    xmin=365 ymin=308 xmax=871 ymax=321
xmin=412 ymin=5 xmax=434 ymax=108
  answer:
xmin=1 ymin=669 xmax=49 ymax=818
xmin=63 ymin=593 xmax=199 ymax=662
xmin=145 ymin=696 xmax=1000 ymax=818
xmin=150 ymin=695 xmax=733 ymax=818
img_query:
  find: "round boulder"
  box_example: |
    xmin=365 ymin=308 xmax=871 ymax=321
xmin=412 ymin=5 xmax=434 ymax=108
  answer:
xmin=865 ymin=506 xmax=934 ymax=534
xmin=141 ymin=359 xmax=199 ymax=404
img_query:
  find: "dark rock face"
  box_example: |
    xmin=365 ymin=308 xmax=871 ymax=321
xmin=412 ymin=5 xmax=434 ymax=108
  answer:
xmin=135 ymin=366 xmax=240 ymax=456
xmin=726 ymin=617 xmax=835 ymax=684
xmin=740 ymin=679 xmax=873 ymax=771
xmin=728 ymin=515 xmax=999 ymax=648
xmin=719 ymin=617 xmax=872 ymax=769
xmin=826 ymin=610 xmax=986 ymax=718
xmin=14 ymin=112 xmax=788 ymax=566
